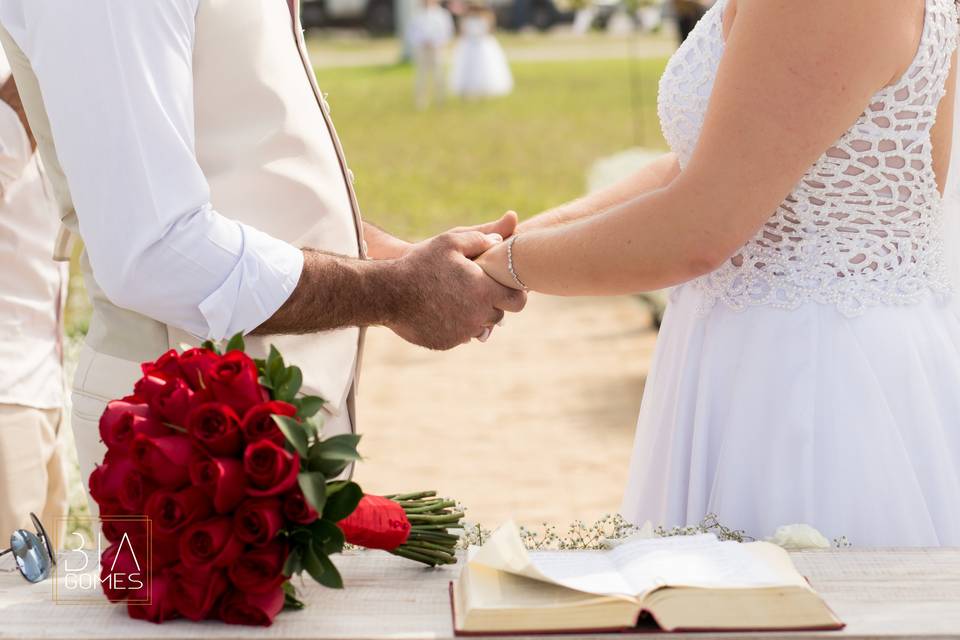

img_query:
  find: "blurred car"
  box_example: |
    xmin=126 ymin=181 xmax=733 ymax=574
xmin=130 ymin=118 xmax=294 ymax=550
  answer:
xmin=301 ymin=0 xmax=396 ymax=35
xmin=301 ymin=0 xmax=570 ymax=34
xmin=486 ymin=0 xmax=574 ymax=31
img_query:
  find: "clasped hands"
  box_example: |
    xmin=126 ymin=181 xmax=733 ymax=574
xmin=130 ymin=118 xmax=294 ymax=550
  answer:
xmin=375 ymin=212 xmax=527 ymax=350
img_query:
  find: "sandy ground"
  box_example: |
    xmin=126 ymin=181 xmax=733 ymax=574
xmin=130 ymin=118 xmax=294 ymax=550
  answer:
xmin=352 ymin=294 xmax=660 ymax=528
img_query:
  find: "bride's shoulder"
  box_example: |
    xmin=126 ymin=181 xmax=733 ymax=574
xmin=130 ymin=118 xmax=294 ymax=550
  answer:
xmin=730 ymin=0 xmax=926 ymax=84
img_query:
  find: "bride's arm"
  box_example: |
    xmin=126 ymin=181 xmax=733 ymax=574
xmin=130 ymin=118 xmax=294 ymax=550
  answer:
xmin=517 ymin=152 xmax=680 ymax=232
xmin=477 ymin=0 xmax=923 ymax=295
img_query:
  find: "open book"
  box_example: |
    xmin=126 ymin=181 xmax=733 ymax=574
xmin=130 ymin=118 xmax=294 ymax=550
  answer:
xmin=452 ymin=522 xmax=843 ymax=635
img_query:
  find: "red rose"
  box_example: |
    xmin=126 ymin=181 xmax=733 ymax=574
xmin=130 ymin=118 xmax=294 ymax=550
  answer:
xmin=99 ymin=401 xmax=169 ymax=452
xmin=133 ymin=375 xmax=167 ymax=403
xmin=172 ymin=566 xmax=229 ymax=621
xmin=337 ymin=495 xmax=412 ymax=551
xmin=180 ymin=517 xmax=245 ymax=569
xmin=118 ymin=470 xmax=157 ymax=512
xmin=283 ymin=488 xmax=319 ymax=525
xmin=187 ymin=403 xmax=243 ymax=456
xmin=244 ymin=440 xmax=300 ymax=497
xmin=100 ymin=503 xmax=149 ymax=543
xmin=88 ymin=455 xmax=136 ymax=507
xmin=227 ymin=541 xmax=287 ymax=594
xmin=190 ymin=456 xmax=247 ymax=514
xmin=207 ymin=351 xmax=267 ymax=415
xmin=130 ymin=434 xmax=193 ymax=488
xmin=146 ymin=377 xmax=196 ymax=426
xmin=240 ymin=401 xmax=297 ymax=447
xmin=178 ymin=348 xmax=221 ymax=392
xmin=100 ymin=537 xmax=150 ymax=602
xmin=220 ymin=586 xmax=285 ymax=626
xmin=140 ymin=349 xmax=183 ymax=381
xmin=234 ymin=498 xmax=283 ymax=546
xmin=128 ymin=571 xmax=178 ymax=624
xmin=144 ymin=487 xmax=212 ymax=539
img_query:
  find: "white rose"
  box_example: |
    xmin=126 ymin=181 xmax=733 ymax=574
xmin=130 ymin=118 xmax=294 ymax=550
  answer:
xmin=767 ymin=524 xmax=831 ymax=550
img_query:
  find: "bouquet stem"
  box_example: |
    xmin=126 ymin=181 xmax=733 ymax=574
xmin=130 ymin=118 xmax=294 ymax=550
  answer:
xmin=386 ymin=491 xmax=464 ymax=566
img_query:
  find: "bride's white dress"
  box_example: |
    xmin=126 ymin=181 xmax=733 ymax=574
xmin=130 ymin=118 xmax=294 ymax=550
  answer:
xmin=622 ymin=0 xmax=960 ymax=546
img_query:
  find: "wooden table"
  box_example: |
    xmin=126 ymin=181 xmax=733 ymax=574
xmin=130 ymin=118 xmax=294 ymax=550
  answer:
xmin=1 ymin=548 xmax=959 ymax=639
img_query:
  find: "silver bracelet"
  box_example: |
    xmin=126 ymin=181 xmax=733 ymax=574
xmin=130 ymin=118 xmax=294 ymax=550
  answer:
xmin=506 ymin=235 xmax=529 ymax=291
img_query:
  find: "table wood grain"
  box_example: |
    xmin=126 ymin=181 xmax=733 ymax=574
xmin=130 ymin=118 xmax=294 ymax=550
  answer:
xmin=1 ymin=548 xmax=959 ymax=639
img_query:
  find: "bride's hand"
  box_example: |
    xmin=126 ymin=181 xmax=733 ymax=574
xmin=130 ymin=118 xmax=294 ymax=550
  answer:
xmin=476 ymin=240 xmax=524 ymax=291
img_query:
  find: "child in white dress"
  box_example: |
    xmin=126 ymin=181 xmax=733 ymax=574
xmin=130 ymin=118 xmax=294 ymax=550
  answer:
xmin=448 ymin=3 xmax=513 ymax=99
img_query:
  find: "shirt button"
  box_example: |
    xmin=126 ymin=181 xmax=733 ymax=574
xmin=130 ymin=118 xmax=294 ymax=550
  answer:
xmin=347 ymin=169 xmax=356 ymax=184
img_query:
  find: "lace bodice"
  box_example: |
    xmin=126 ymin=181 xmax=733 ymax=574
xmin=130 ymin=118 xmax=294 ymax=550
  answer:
xmin=658 ymin=0 xmax=959 ymax=315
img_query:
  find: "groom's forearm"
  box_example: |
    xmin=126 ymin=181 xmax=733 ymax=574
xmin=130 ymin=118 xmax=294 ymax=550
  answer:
xmin=518 ymin=152 xmax=680 ymax=232
xmin=252 ymin=249 xmax=401 ymax=335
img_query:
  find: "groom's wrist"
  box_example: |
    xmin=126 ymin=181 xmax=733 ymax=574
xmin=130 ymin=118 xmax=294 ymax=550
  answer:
xmin=252 ymin=249 xmax=403 ymax=335
xmin=358 ymin=257 xmax=407 ymax=326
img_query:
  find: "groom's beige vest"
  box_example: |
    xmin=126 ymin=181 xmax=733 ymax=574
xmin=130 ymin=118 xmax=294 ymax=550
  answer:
xmin=0 ymin=0 xmax=366 ymax=481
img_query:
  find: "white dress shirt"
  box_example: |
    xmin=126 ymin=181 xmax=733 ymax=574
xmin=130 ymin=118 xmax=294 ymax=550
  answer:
xmin=0 ymin=0 xmax=304 ymax=340
xmin=0 ymin=52 xmax=66 ymax=409
xmin=409 ymin=5 xmax=455 ymax=49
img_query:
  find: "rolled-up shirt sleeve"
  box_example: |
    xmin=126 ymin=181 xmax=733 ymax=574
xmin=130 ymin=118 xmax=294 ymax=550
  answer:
xmin=9 ymin=0 xmax=303 ymax=339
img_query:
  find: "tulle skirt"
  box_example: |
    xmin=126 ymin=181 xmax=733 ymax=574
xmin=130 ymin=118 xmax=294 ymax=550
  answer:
xmin=448 ymin=36 xmax=513 ymax=98
xmin=621 ymin=284 xmax=960 ymax=546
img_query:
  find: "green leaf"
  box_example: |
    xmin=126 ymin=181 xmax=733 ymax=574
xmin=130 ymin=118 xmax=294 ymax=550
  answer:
xmin=310 ymin=519 xmax=346 ymax=555
xmin=313 ymin=434 xmax=362 ymax=462
xmin=312 ymin=548 xmax=344 ymax=589
xmin=323 ymin=481 xmax=363 ymax=522
xmin=276 ymin=365 xmax=303 ymax=402
xmin=267 ymin=345 xmax=284 ymax=387
xmin=297 ymin=471 xmax=328 ymax=514
xmin=282 ymin=581 xmax=305 ymax=610
xmin=309 ymin=457 xmax=352 ymax=478
xmin=283 ymin=548 xmax=302 ymax=577
xmin=274 ymin=415 xmax=308 ymax=457
xmin=288 ymin=527 xmax=312 ymax=545
xmin=201 ymin=339 xmax=221 ymax=355
xmin=300 ymin=417 xmax=321 ymax=442
xmin=296 ymin=395 xmax=326 ymax=419
xmin=302 ymin=543 xmax=325 ymax=582
xmin=225 ymin=333 xmax=245 ymax=353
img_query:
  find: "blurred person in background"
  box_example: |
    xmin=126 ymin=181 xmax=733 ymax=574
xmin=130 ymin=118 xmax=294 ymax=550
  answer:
xmin=409 ymin=0 xmax=455 ymax=109
xmin=0 ymin=50 xmax=69 ymax=546
xmin=449 ymin=2 xmax=514 ymax=99
xmin=672 ymin=0 xmax=712 ymax=43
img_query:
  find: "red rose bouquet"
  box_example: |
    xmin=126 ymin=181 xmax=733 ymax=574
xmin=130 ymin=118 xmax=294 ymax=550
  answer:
xmin=89 ymin=335 xmax=463 ymax=625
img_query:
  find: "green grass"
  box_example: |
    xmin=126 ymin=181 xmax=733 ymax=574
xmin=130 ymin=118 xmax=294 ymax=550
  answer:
xmin=316 ymin=57 xmax=668 ymax=239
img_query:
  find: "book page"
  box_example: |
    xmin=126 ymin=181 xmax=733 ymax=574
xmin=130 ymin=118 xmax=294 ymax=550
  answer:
xmin=607 ymin=536 xmax=788 ymax=595
xmin=470 ymin=523 xmax=796 ymax=600
xmin=470 ymin=522 xmax=636 ymax=597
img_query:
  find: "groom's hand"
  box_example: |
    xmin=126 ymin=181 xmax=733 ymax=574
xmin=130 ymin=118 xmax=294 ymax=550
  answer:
xmin=387 ymin=230 xmax=526 ymax=350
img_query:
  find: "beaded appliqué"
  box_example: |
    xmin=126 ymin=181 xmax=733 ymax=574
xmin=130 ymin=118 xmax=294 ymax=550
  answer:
xmin=658 ymin=0 xmax=959 ymax=316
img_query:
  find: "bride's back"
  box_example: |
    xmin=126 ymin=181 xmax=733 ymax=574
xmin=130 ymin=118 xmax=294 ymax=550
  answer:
xmin=659 ymin=0 xmax=958 ymax=316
